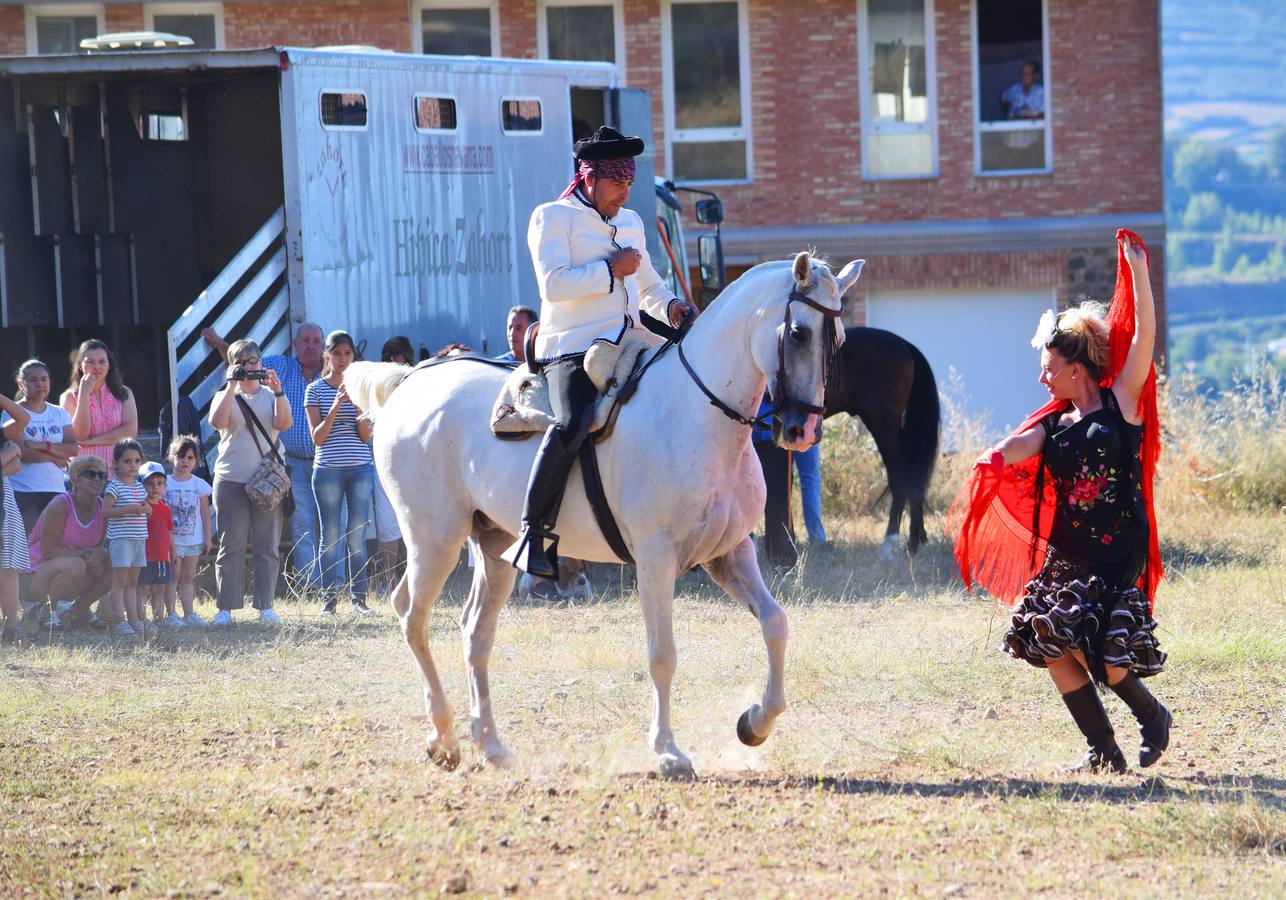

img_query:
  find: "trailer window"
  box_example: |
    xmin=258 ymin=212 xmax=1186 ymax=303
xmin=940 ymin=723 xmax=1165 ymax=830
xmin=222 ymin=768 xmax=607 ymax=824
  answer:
xmin=414 ymin=96 xmax=458 ymax=132
xmin=321 ymin=92 xmax=368 ymax=130
xmin=501 ymin=99 xmax=543 ymax=134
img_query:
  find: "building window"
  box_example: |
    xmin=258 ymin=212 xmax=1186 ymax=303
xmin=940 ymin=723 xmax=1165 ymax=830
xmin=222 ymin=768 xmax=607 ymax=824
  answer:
xmin=320 ymin=91 xmax=368 ymax=130
xmin=501 ymin=98 xmax=543 ymax=135
xmin=859 ymin=0 xmax=937 ymax=179
xmin=25 ymin=4 xmax=105 ymax=55
xmin=144 ymin=4 xmax=225 ymax=50
xmin=415 ymin=96 xmax=458 ymax=132
xmin=413 ymin=0 xmax=498 ymax=56
xmin=973 ymin=0 xmax=1051 ymax=175
xmin=662 ymin=0 xmax=752 ymax=183
xmin=539 ymin=1 xmax=623 ymax=65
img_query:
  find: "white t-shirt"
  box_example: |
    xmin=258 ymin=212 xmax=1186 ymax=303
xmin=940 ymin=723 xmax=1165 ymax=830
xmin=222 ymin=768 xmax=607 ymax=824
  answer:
xmin=0 ymin=403 xmax=73 ymax=493
xmin=165 ymin=474 xmax=213 ymax=545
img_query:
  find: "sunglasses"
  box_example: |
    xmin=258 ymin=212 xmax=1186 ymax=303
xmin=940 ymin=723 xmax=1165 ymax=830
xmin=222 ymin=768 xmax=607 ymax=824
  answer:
xmin=80 ymin=470 xmax=108 ymax=481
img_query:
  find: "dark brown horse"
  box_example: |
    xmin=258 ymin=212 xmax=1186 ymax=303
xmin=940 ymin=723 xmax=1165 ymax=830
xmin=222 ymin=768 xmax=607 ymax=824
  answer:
xmin=763 ymin=326 xmax=940 ymax=558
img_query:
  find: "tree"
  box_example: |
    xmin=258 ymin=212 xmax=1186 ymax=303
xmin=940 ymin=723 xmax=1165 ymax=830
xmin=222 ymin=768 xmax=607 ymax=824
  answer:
xmin=1181 ymin=192 xmax=1224 ymax=231
xmin=1267 ymin=127 xmax=1286 ymax=184
xmin=1173 ymin=139 xmax=1251 ymax=193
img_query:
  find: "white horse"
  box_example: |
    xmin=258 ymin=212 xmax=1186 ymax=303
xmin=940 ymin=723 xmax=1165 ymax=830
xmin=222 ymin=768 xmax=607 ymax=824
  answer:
xmin=346 ymin=251 xmax=864 ymax=778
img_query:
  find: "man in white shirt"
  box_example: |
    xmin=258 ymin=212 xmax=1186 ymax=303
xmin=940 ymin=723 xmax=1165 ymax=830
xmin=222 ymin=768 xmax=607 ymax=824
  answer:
xmin=505 ymin=126 xmax=697 ymax=578
xmin=1002 ymin=60 xmax=1044 ymax=120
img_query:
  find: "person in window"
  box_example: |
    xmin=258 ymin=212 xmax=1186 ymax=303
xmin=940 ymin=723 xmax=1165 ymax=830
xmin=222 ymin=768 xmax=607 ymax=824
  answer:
xmin=503 ymin=126 xmax=697 ymax=579
xmin=495 ymin=306 xmax=538 ymax=364
xmin=1001 ymin=59 xmax=1044 ymax=120
xmin=953 ymin=232 xmax=1170 ymax=774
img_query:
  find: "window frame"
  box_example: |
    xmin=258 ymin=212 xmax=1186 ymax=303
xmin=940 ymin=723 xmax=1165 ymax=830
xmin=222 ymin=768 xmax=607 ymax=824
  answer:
xmin=856 ymin=0 xmax=939 ymax=181
xmin=318 ymin=89 xmax=370 ymax=133
xmin=970 ymin=0 xmax=1053 ymax=177
xmin=413 ymin=93 xmax=460 ymax=134
xmin=24 ymin=3 xmax=105 ymax=55
xmin=410 ymin=0 xmax=500 ymax=57
xmin=660 ymin=0 xmax=754 ymax=186
xmin=500 ymin=96 xmax=545 ymax=137
xmin=142 ymin=2 xmax=225 ymax=49
xmin=536 ymin=0 xmax=626 ymax=70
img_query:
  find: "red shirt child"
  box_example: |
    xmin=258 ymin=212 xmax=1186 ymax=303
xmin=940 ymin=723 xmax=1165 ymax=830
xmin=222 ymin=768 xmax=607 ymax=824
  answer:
xmin=145 ymin=499 xmax=173 ymax=563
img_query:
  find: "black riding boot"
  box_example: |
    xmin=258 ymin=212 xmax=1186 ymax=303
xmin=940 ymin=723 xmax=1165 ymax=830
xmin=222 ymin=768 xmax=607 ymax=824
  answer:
xmin=1061 ymin=683 xmax=1128 ymax=774
xmin=1111 ymin=673 xmax=1171 ymax=768
xmin=505 ymin=426 xmax=579 ymax=580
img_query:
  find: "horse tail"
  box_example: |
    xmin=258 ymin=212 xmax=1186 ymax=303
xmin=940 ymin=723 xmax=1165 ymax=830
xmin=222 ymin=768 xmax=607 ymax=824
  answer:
xmin=899 ymin=340 xmax=940 ymax=511
xmin=344 ymin=361 xmax=411 ymax=420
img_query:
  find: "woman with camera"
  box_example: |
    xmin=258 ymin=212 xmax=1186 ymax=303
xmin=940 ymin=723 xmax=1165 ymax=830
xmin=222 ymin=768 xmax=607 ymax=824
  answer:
xmin=208 ymin=339 xmax=291 ymax=626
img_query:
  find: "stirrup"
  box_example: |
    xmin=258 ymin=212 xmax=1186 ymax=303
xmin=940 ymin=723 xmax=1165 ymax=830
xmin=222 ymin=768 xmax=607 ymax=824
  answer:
xmin=503 ymin=526 xmax=560 ymax=580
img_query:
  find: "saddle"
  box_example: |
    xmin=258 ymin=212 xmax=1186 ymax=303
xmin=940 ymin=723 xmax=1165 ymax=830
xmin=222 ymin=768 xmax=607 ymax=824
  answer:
xmin=490 ymin=326 xmax=667 ymax=443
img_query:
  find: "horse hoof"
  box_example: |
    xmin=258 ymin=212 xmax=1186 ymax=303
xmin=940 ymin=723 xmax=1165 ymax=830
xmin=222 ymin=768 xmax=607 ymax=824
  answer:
xmin=428 ymin=743 xmax=461 ymax=771
xmin=737 ymin=710 xmax=767 ymax=747
xmin=658 ymin=753 xmax=696 ymax=781
xmin=486 ymin=747 xmax=517 ymax=769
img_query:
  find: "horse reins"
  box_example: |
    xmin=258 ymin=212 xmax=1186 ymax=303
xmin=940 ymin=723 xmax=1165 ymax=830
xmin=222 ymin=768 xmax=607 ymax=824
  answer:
xmin=676 ymin=286 xmax=843 ymax=430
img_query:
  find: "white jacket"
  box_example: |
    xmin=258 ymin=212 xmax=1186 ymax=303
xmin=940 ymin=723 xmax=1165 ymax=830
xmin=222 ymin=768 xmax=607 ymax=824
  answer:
xmin=528 ymin=194 xmax=674 ymax=360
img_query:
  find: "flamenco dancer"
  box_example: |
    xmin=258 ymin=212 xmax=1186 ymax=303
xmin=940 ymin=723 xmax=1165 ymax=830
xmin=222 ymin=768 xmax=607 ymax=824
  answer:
xmin=953 ymin=230 xmax=1170 ymax=773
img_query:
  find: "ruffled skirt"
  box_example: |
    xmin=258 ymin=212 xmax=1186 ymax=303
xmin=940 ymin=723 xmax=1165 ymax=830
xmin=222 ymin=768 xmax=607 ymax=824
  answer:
xmin=1003 ymin=552 xmax=1165 ymax=681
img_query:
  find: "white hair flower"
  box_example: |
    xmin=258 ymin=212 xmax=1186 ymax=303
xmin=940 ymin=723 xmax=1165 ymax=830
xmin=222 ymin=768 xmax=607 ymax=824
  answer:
xmin=1031 ymin=308 xmax=1057 ymax=349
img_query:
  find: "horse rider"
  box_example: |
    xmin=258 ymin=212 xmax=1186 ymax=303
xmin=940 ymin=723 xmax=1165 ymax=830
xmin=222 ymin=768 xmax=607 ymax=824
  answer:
xmin=504 ymin=126 xmax=698 ymax=579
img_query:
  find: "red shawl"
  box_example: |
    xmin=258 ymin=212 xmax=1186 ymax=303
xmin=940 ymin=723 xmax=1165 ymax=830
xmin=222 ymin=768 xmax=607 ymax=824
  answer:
xmin=948 ymin=229 xmax=1162 ymax=608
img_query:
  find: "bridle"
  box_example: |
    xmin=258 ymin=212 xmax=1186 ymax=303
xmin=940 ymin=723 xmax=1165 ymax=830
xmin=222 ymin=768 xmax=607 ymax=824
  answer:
xmin=677 ymin=284 xmax=843 ymax=431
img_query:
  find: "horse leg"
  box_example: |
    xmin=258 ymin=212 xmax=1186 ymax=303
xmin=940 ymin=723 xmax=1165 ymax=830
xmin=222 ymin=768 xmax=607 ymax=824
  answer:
xmin=705 ymin=536 xmax=789 ymax=745
xmin=881 ymin=491 xmax=907 ymax=560
xmin=908 ymin=498 xmax=928 ymax=555
xmin=400 ymin=531 xmax=469 ymax=770
xmin=868 ymin=423 xmax=906 ymax=559
xmin=635 ymin=547 xmax=693 ymax=779
xmin=460 ymin=527 xmax=519 ymax=767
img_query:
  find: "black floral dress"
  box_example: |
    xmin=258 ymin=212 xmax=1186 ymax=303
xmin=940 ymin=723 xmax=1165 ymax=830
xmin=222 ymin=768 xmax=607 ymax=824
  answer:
xmin=1003 ymin=388 xmax=1166 ymax=682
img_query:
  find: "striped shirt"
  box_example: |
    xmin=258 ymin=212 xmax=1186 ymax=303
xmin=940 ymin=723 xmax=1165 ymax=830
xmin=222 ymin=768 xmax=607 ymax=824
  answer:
xmin=304 ymin=378 xmax=373 ymax=469
xmin=105 ymin=479 xmax=149 ymax=540
xmin=263 ymin=354 xmax=319 ymax=459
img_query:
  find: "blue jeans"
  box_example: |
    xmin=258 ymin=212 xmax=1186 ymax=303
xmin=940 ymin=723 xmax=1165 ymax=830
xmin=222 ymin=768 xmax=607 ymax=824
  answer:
xmin=793 ymin=443 xmax=827 ymax=543
xmin=288 ymin=455 xmax=321 ymax=588
xmin=312 ymin=463 xmax=374 ymax=604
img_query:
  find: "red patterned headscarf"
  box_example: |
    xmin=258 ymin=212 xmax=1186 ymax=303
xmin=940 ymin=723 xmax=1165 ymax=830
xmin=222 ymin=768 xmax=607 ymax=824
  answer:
xmin=558 ymin=156 xmax=637 ymax=200
xmin=948 ymin=229 xmax=1163 ymax=608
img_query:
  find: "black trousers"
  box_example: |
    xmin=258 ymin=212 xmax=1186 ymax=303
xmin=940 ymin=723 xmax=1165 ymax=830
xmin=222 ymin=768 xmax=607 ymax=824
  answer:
xmin=545 ymin=353 xmax=597 ymax=450
xmin=755 ymin=440 xmax=797 ymax=568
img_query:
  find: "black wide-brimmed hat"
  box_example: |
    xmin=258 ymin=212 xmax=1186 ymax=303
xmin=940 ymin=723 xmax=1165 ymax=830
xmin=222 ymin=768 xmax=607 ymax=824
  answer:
xmin=573 ymin=125 xmax=645 ymax=161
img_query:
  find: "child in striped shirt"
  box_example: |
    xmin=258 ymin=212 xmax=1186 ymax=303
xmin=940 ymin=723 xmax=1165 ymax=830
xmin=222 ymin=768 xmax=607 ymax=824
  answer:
xmin=103 ymin=439 xmax=151 ymax=637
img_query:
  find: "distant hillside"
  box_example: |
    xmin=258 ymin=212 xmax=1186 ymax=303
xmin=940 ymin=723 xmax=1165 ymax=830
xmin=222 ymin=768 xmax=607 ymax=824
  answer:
xmin=1163 ymin=0 xmax=1286 ymax=158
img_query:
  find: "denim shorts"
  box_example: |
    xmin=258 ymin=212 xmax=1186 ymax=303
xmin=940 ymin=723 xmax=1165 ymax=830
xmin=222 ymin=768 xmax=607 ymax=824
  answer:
xmin=175 ymin=542 xmax=204 ymax=559
xmin=108 ymin=538 xmax=147 ymax=569
xmin=138 ymin=560 xmax=172 ymax=585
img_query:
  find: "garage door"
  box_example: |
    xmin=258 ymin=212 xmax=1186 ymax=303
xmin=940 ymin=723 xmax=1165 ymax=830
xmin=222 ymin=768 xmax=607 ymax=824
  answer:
xmin=866 ymin=287 xmax=1055 ymax=437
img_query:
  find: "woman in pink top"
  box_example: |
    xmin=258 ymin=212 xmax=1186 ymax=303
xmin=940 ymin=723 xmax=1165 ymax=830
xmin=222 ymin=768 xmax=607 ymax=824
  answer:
xmin=28 ymin=455 xmax=110 ymax=630
xmin=59 ymin=340 xmax=138 ymax=476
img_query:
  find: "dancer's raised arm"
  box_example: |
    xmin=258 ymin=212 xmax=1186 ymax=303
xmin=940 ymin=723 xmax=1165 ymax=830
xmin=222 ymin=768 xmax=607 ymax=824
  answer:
xmin=1111 ymin=235 xmax=1155 ymax=424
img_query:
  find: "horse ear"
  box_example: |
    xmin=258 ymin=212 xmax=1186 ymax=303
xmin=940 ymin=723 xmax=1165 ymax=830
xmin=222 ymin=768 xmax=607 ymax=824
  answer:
xmin=792 ymin=251 xmax=812 ymax=288
xmin=836 ymin=259 xmax=865 ymax=297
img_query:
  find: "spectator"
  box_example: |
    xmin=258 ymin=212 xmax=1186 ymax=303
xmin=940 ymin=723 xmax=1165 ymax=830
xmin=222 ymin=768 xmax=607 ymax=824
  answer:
xmin=2 ymin=361 xmax=76 ymax=536
xmin=496 ymin=306 xmax=538 ymax=363
xmin=59 ymin=339 xmax=138 ymax=478
xmin=1 ymin=439 xmax=29 ymax=644
xmin=102 ymin=438 xmax=149 ymax=637
xmin=137 ymin=462 xmax=175 ymax=632
xmin=205 ymin=323 xmax=325 ymax=590
xmin=305 ymin=330 xmax=375 ymax=615
xmin=793 ymin=443 xmax=828 ymax=545
xmin=158 ymin=393 xmax=211 ymax=484
xmin=208 ymin=339 xmax=291 ymax=626
xmin=25 ymin=455 xmax=110 ymax=632
xmin=164 ymin=435 xmax=213 ymax=627
xmin=1002 ymin=59 xmax=1044 ymax=120
xmin=380 ymin=336 xmax=414 ymax=366
xmin=435 ymin=342 xmax=473 ymax=357
xmin=752 ymin=393 xmax=798 ymax=569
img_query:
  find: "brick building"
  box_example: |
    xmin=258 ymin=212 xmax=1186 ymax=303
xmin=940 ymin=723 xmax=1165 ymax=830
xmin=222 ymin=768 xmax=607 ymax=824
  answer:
xmin=0 ymin=0 xmax=1164 ymax=430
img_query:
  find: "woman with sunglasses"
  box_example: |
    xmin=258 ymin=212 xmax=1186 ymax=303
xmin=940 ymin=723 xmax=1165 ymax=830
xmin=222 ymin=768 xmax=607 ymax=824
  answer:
xmin=25 ymin=455 xmax=111 ymax=632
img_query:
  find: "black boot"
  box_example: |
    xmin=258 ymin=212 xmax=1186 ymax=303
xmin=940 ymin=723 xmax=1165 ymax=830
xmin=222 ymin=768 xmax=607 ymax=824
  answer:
xmin=1111 ymin=673 xmax=1171 ymax=768
xmin=505 ymin=428 xmax=579 ymax=580
xmin=1061 ymin=683 xmax=1128 ymax=774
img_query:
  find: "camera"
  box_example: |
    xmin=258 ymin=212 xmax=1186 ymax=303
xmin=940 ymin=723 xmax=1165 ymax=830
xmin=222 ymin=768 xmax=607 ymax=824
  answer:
xmin=230 ymin=367 xmax=267 ymax=381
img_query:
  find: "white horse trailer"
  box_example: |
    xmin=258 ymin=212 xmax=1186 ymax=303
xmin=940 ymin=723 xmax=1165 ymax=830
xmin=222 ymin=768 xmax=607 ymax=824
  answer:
xmin=0 ymin=46 xmax=667 ymax=443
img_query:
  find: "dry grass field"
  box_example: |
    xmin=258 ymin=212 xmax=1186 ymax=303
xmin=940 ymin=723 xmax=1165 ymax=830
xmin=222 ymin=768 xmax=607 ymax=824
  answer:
xmin=2 ymin=379 xmax=1284 ymax=897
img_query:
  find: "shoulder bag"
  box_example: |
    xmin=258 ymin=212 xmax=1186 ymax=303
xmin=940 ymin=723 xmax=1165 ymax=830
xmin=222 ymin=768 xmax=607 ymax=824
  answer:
xmin=235 ymin=394 xmax=295 ymax=516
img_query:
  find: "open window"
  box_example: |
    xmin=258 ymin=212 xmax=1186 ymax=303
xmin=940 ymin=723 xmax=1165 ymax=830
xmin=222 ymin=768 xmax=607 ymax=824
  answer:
xmin=859 ymin=0 xmax=938 ymax=179
xmin=973 ymin=0 xmax=1051 ymax=175
xmin=662 ymin=0 xmax=752 ymax=184
xmin=501 ymin=98 xmax=543 ymax=135
xmin=320 ymin=91 xmax=368 ymax=131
